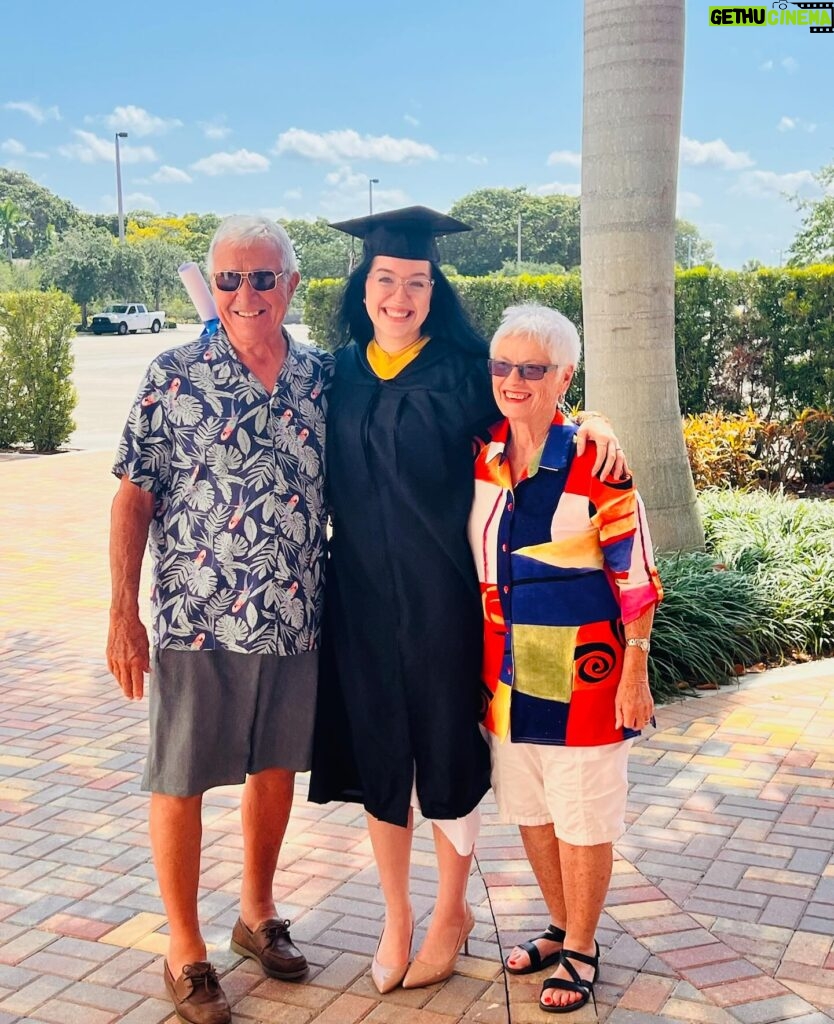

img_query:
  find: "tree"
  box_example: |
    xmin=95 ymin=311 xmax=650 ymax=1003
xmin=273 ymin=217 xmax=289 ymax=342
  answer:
xmin=0 ymin=199 xmax=28 ymax=261
xmin=675 ymin=220 xmax=715 ymax=268
xmin=281 ymin=218 xmax=353 ymax=279
xmin=0 ymin=168 xmax=82 ymax=257
xmin=788 ymin=161 xmax=834 ymax=266
xmin=442 ymin=188 xmax=581 ymax=276
xmin=442 ymin=187 xmax=525 ymax=274
xmin=126 ymin=213 xmax=221 ymax=263
xmin=109 ymin=243 xmax=147 ymax=302
xmin=581 ymin=0 xmax=703 ymax=552
xmin=39 ymin=226 xmax=113 ymax=326
xmin=136 ymin=236 xmax=190 ymax=310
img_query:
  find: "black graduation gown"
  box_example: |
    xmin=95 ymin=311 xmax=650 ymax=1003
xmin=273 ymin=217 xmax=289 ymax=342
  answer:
xmin=308 ymin=336 xmax=499 ymax=826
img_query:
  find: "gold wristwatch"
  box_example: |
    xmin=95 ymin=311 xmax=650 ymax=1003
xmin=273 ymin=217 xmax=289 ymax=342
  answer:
xmin=625 ymin=638 xmax=651 ymax=653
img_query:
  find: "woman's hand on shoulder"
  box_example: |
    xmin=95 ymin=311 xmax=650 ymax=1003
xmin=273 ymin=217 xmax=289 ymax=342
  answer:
xmin=574 ymin=413 xmax=629 ymax=479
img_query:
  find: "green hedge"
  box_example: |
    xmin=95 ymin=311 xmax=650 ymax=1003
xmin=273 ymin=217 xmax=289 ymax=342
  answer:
xmin=0 ymin=289 xmax=78 ymax=451
xmin=305 ymin=266 xmax=834 ymax=418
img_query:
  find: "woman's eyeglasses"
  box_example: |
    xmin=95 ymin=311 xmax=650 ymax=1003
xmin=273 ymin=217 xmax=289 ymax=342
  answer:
xmin=488 ymin=359 xmax=559 ymax=381
xmin=368 ymin=270 xmax=434 ymax=296
xmin=213 ymin=269 xmax=287 ymax=292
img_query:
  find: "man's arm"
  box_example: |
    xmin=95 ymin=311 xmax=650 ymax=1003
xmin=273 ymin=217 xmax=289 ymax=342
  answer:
xmin=107 ymin=475 xmax=155 ymax=701
xmin=574 ymin=412 xmax=628 ymax=480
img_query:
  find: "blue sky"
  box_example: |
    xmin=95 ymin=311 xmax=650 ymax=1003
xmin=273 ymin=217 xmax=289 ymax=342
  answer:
xmin=1 ymin=1 xmax=830 ymax=268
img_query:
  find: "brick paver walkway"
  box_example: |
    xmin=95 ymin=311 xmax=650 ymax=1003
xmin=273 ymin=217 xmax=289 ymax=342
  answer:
xmin=1 ymin=451 xmax=832 ymax=1024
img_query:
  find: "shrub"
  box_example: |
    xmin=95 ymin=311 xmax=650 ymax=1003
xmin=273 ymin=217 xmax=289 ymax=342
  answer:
xmin=0 ymin=289 xmax=78 ymax=451
xmin=649 ymin=490 xmax=834 ymax=701
xmin=683 ymin=409 xmax=834 ymax=489
xmin=650 ymin=552 xmax=770 ymax=700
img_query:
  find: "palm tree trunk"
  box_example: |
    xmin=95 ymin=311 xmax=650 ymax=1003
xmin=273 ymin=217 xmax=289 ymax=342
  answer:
xmin=581 ymin=0 xmax=703 ymax=552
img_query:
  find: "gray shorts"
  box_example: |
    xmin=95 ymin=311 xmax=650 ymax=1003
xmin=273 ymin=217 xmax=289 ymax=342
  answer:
xmin=142 ymin=648 xmax=319 ymax=796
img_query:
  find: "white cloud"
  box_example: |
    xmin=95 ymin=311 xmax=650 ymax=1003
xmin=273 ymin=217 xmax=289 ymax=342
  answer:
xmin=190 ymin=149 xmax=270 ymax=175
xmin=3 ymin=100 xmax=60 ymax=123
xmin=547 ymin=149 xmax=582 ymax=169
xmin=404 ymin=114 xmax=420 ymax=127
xmin=677 ymin=190 xmax=703 ymax=212
xmin=283 ymin=188 xmax=303 ymax=200
xmin=58 ymin=130 xmax=157 ymax=164
xmin=734 ymin=169 xmax=819 ymax=199
xmin=199 ymin=119 xmax=231 ymax=140
xmin=318 ymin=164 xmax=409 ymax=216
xmin=125 ymin=192 xmax=159 ymax=211
xmin=1 ymin=138 xmax=26 ymax=156
xmin=150 ymin=165 xmax=193 ymax=184
xmin=759 ymin=57 xmax=798 ymax=73
xmin=680 ymin=136 xmax=754 ymax=171
xmin=96 ymin=192 xmax=160 ymax=213
xmin=534 ymin=181 xmax=581 ymax=197
xmin=92 ymin=105 xmax=182 ymax=136
xmin=466 ymin=154 xmax=488 ymax=165
xmin=275 ymin=127 xmax=438 ymax=164
xmin=777 ymin=116 xmax=816 ymax=133
xmin=258 ymin=206 xmax=293 ymax=221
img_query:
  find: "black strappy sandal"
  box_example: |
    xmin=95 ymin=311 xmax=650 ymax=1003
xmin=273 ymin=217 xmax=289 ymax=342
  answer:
xmin=539 ymin=943 xmax=600 ymax=1014
xmin=504 ymin=923 xmax=566 ymax=975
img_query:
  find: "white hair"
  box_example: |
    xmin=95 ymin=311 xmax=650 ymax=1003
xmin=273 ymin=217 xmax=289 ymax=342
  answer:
xmin=206 ymin=215 xmax=298 ymax=276
xmin=490 ymin=303 xmax=582 ymax=366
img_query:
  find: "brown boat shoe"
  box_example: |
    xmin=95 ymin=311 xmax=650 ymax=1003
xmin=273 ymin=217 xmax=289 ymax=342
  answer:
xmin=163 ymin=960 xmax=231 ymax=1024
xmin=230 ymin=917 xmax=308 ymax=980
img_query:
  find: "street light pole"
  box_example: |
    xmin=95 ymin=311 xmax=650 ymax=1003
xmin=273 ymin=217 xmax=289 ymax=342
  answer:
xmin=369 ymin=178 xmax=379 ymax=215
xmin=115 ymin=132 xmax=128 ymax=243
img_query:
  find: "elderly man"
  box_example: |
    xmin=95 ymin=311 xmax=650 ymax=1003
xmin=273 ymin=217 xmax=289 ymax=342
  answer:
xmin=107 ymin=216 xmax=332 ymax=1024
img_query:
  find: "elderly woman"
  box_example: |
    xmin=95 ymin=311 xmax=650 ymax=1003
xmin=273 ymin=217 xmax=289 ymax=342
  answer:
xmin=309 ymin=210 xmax=627 ymax=994
xmin=468 ymin=304 xmax=663 ymax=1014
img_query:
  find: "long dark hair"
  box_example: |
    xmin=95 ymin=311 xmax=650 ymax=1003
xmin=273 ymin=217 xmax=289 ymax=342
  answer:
xmin=336 ymin=256 xmax=487 ymax=355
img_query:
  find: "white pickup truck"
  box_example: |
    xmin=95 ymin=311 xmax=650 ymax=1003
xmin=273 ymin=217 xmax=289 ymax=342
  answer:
xmin=91 ymin=303 xmax=166 ymax=336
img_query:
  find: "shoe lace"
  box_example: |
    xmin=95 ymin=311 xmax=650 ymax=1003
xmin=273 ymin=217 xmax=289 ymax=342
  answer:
xmin=262 ymin=919 xmax=291 ymax=945
xmin=182 ymin=962 xmax=219 ymax=992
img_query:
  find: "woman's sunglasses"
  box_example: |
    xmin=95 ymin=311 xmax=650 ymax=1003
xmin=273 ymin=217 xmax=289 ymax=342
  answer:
xmin=487 ymin=359 xmax=559 ymax=381
xmin=213 ymin=269 xmax=287 ymax=292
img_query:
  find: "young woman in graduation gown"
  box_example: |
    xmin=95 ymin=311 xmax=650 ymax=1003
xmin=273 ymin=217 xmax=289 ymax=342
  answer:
xmin=308 ymin=207 xmax=624 ymax=992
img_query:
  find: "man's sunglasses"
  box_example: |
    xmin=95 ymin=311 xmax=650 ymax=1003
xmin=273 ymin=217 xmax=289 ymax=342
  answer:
xmin=213 ymin=269 xmax=288 ymax=292
xmin=487 ymin=359 xmax=559 ymax=381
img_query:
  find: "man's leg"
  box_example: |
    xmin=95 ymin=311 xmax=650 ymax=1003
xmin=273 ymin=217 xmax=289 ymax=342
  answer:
xmin=505 ymin=823 xmax=566 ymax=971
xmin=239 ymin=766 xmax=295 ymax=926
xmin=149 ymin=792 xmax=205 ymax=978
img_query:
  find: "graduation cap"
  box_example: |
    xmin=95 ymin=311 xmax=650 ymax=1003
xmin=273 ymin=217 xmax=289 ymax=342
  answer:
xmin=329 ymin=205 xmax=471 ymax=263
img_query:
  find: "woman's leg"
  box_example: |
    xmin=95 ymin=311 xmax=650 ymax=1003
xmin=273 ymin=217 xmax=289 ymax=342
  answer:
xmin=367 ymin=811 xmax=414 ymax=966
xmin=413 ymin=824 xmax=473 ymax=963
xmin=540 ymin=840 xmax=612 ymax=1009
xmin=505 ymin=823 xmax=567 ymax=970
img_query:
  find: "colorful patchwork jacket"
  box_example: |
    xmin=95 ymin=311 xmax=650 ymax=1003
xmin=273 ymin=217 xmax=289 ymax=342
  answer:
xmin=468 ymin=413 xmax=663 ymax=746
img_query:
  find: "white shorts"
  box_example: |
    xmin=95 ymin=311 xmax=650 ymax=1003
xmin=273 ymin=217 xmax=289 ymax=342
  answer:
xmin=488 ymin=735 xmax=633 ymax=846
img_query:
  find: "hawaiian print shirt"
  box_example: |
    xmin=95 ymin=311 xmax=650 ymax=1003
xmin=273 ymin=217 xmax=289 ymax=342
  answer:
xmin=113 ymin=326 xmax=334 ymax=654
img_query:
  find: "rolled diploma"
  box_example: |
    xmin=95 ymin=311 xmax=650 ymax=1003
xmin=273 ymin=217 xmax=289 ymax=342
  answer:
xmin=178 ymin=262 xmax=219 ymax=324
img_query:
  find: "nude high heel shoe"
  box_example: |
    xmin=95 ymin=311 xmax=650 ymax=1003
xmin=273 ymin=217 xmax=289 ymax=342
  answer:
xmin=371 ymin=919 xmax=414 ymax=994
xmin=401 ymin=903 xmax=475 ymax=990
